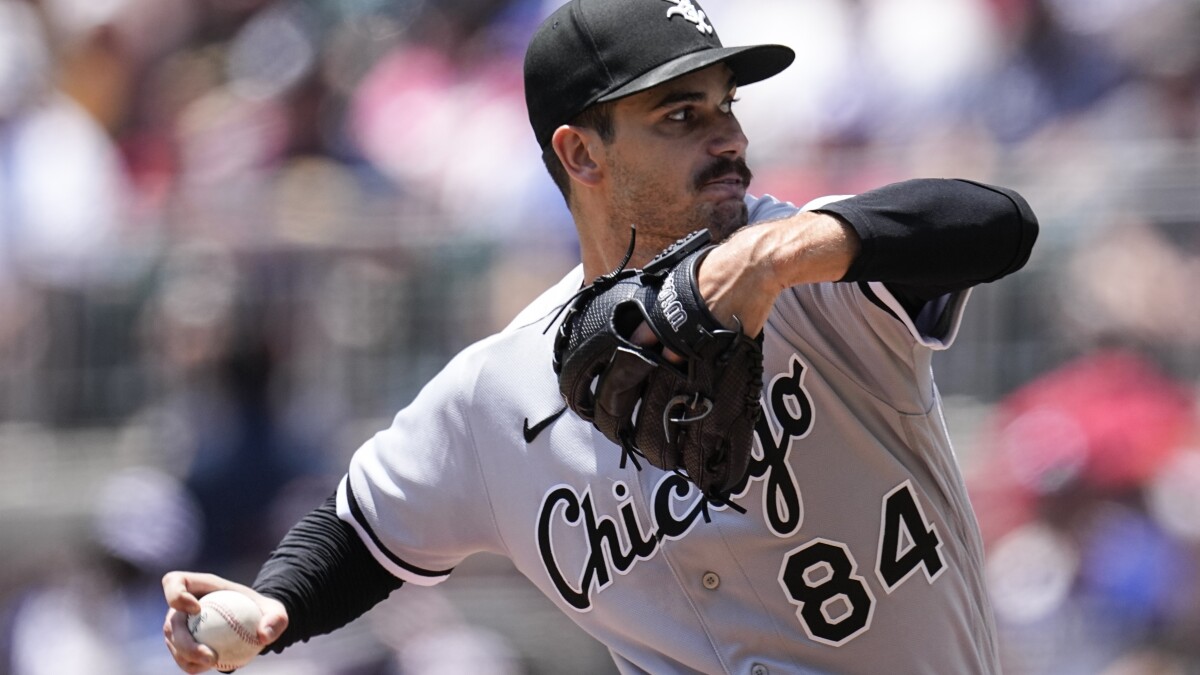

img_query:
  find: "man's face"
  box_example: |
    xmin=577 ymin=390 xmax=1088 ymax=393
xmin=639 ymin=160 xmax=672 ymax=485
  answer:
xmin=602 ymin=64 xmax=752 ymax=247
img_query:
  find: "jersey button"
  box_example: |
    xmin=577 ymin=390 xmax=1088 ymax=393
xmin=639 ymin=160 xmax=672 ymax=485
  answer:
xmin=701 ymin=571 xmax=720 ymax=590
xmin=750 ymin=664 xmax=768 ymax=675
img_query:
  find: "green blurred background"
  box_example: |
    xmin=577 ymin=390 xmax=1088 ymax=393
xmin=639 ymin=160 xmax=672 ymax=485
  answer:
xmin=1 ymin=0 xmax=1198 ymax=673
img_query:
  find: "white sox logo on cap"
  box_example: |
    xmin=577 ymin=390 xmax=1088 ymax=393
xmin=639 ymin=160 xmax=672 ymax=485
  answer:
xmin=662 ymin=0 xmax=713 ymax=34
xmin=524 ymin=0 xmax=793 ymax=148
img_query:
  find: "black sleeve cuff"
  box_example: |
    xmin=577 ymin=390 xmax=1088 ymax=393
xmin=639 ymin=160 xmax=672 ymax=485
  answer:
xmin=252 ymin=492 xmax=404 ymax=654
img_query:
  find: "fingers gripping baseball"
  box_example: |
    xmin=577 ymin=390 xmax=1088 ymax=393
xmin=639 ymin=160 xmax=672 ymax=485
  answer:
xmin=162 ymin=571 xmax=288 ymax=673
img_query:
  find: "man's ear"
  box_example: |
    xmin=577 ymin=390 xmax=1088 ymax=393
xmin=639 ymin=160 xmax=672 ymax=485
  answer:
xmin=552 ymin=125 xmax=605 ymax=188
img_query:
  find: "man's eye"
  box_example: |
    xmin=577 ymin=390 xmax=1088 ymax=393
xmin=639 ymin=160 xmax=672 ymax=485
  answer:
xmin=666 ymin=109 xmax=691 ymax=122
xmin=719 ymin=97 xmax=740 ymax=114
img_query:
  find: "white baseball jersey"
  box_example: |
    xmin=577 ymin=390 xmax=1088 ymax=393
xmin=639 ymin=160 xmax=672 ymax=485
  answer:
xmin=337 ymin=194 xmax=999 ymax=675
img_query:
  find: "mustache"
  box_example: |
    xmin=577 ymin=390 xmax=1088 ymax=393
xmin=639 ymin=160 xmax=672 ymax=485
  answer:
xmin=694 ymin=157 xmax=753 ymax=191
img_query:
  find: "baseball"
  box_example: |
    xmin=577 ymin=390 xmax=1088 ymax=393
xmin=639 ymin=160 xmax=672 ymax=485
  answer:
xmin=186 ymin=590 xmax=264 ymax=671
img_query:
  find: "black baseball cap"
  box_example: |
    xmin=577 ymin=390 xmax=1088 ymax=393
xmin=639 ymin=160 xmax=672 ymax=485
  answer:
xmin=524 ymin=0 xmax=795 ymax=149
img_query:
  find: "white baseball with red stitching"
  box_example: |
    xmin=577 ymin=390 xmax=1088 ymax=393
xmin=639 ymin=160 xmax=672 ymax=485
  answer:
xmin=186 ymin=590 xmax=263 ymax=671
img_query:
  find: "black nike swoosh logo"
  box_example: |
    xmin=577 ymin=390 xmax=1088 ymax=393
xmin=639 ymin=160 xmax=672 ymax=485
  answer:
xmin=523 ymin=406 xmax=567 ymax=443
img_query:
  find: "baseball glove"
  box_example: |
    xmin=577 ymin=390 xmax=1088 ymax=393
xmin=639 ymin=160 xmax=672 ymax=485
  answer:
xmin=552 ymin=229 xmax=764 ymax=501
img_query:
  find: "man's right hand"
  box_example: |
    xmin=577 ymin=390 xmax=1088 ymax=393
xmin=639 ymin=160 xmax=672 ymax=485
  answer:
xmin=162 ymin=571 xmax=288 ymax=673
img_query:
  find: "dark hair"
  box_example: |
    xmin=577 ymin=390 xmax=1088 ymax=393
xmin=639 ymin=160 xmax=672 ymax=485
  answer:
xmin=542 ymin=100 xmax=617 ymax=204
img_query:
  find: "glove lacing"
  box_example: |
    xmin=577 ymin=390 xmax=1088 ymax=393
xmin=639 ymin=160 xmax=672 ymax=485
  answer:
xmin=544 ymin=224 xmax=638 ymax=337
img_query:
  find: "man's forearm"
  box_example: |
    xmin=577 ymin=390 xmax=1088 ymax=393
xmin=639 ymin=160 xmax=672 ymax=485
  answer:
xmin=252 ymin=492 xmax=404 ymax=654
xmin=698 ymin=178 xmax=1038 ymax=332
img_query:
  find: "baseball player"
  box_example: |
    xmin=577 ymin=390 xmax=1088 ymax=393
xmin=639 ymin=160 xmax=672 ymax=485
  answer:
xmin=163 ymin=1 xmax=1039 ymax=673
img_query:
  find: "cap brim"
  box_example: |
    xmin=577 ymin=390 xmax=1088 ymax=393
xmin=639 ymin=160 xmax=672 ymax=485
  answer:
xmin=597 ymin=44 xmax=795 ymax=103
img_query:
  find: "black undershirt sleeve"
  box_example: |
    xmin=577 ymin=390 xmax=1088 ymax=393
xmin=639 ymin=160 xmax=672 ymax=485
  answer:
xmin=252 ymin=492 xmax=403 ymax=654
xmin=814 ymin=178 xmax=1039 ymax=316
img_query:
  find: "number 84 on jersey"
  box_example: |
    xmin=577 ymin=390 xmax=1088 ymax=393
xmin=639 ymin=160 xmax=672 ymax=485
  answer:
xmin=778 ymin=479 xmax=946 ymax=646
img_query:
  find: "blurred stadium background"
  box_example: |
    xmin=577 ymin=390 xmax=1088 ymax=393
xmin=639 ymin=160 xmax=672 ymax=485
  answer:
xmin=0 ymin=0 xmax=1198 ymax=673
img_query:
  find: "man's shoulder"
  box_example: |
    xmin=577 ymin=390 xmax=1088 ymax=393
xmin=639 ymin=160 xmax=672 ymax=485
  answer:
xmin=502 ymin=265 xmax=585 ymax=332
xmin=448 ymin=264 xmax=583 ymax=371
xmin=437 ymin=267 xmax=581 ymax=401
xmin=745 ymin=193 xmax=797 ymax=224
xmin=745 ymin=193 xmax=856 ymax=224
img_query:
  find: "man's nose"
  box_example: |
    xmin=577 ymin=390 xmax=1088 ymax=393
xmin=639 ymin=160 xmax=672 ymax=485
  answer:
xmin=710 ymin=114 xmax=748 ymax=158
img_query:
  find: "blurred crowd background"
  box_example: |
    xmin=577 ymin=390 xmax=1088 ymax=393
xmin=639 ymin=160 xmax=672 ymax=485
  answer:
xmin=0 ymin=0 xmax=1198 ymax=673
